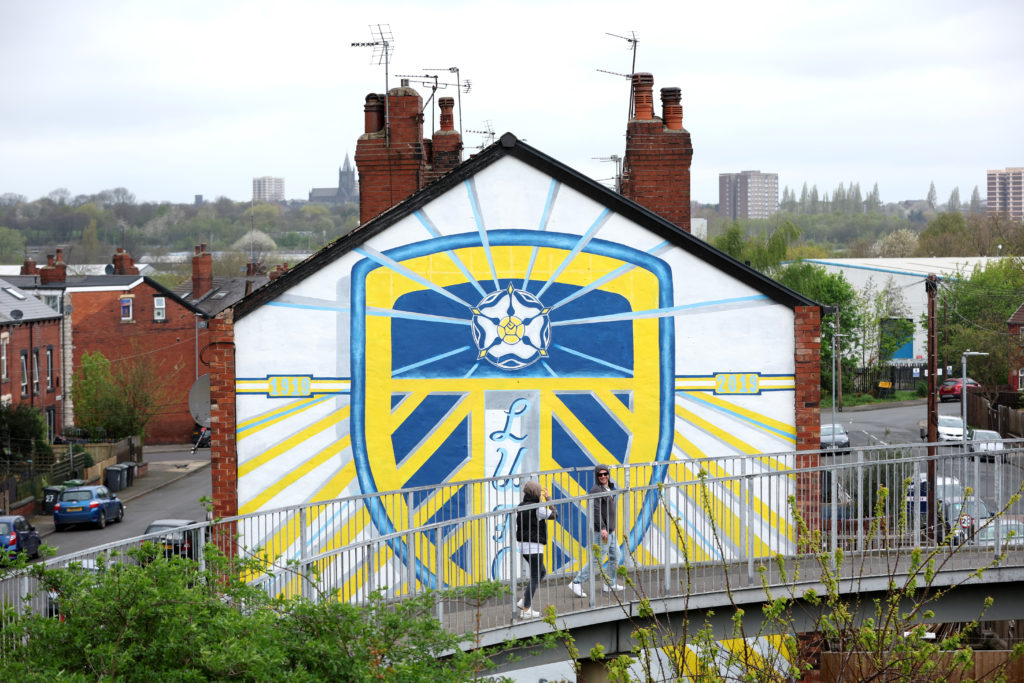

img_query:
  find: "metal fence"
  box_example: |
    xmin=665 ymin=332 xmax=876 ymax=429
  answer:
xmin=3 ymin=440 xmax=1024 ymax=650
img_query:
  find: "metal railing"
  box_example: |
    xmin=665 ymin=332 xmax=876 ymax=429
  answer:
xmin=3 ymin=440 xmax=1024 ymax=646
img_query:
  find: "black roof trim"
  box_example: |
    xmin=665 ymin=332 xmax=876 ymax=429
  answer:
xmin=232 ymin=134 xmax=819 ymax=320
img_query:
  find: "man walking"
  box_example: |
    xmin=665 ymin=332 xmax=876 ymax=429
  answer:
xmin=568 ymin=464 xmax=624 ymax=597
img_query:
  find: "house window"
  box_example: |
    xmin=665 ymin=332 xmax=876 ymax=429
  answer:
xmin=120 ymin=296 xmax=134 ymax=321
xmin=32 ymin=349 xmax=39 ymax=395
xmin=0 ymin=333 xmax=7 ymax=383
xmin=19 ymin=351 xmax=27 ymax=397
xmin=1019 ymin=368 xmax=1024 ymax=391
xmin=153 ymin=296 xmax=166 ymax=321
xmin=46 ymin=347 xmax=53 ymax=390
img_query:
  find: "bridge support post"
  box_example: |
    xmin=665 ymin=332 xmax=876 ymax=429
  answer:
xmin=577 ymin=658 xmax=611 ymax=682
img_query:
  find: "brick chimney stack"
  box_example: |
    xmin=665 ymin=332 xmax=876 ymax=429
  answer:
xmin=192 ymin=243 xmax=213 ymax=299
xmin=355 ymin=82 xmax=426 ymax=224
xmin=39 ymin=249 xmax=67 ymax=284
xmin=426 ymin=96 xmax=463 ymax=184
xmin=112 ymin=247 xmax=140 ymax=275
xmin=20 ymin=256 xmax=37 ymax=276
xmin=620 ymin=73 xmax=694 ymax=233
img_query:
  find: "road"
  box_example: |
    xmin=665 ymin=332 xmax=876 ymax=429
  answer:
xmin=47 ymin=461 xmax=211 ymax=558
xmin=823 ymin=400 xmax=1024 ymax=517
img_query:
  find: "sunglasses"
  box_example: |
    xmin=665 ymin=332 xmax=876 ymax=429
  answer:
xmin=597 ymin=472 xmax=609 ymax=477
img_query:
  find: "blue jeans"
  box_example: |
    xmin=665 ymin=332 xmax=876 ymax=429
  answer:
xmin=573 ymin=536 xmax=620 ymax=586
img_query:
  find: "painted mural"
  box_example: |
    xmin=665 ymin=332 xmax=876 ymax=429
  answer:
xmin=233 ymin=154 xmax=799 ymax=595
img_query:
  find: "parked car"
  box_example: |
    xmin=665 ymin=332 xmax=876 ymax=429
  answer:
xmin=906 ymin=474 xmax=964 ymax=518
xmin=820 ymin=423 xmax=851 ymax=454
xmin=144 ymin=519 xmax=205 ymax=559
xmin=967 ymin=428 xmax=1006 ymax=462
xmin=53 ymin=486 xmax=125 ymax=531
xmin=938 ymin=377 xmax=979 ymax=402
xmin=975 ymin=517 xmax=1024 ymax=547
xmin=0 ymin=515 xmax=42 ymax=561
xmin=936 ymin=415 xmax=965 ymax=442
xmin=938 ymin=496 xmax=992 ymax=544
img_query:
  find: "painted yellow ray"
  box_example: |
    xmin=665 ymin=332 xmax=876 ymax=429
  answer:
xmin=237 ymin=394 xmax=334 ymax=434
xmin=395 ymin=397 xmax=472 ymax=485
xmin=239 ymin=435 xmax=351 ymax=514
xmin=239 ymin=405 xmax=350 ymax=477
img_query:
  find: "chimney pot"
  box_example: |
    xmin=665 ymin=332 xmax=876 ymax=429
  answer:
xmin=55 ymin=248 xmax=64 ymax=263
xmin=661 ymin=87 xmax=683 ymax=130
xmin=364 ymin=93 xmax=385 ymax=134
xmin=632 ymin=73 xmax=655 ymax=120
xmin=438 ymin=97 xmax=455 ymax=132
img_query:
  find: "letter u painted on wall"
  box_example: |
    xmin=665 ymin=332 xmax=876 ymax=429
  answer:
xmin=349 ymin=228 xmax=675 ymax=588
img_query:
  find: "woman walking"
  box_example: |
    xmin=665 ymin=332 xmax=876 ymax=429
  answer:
xmin=515 ymin=480 xmax=557 ymax=620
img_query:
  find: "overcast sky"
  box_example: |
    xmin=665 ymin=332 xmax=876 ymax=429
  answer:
xmin=2 ymin=0 xmax=1022 ymax=207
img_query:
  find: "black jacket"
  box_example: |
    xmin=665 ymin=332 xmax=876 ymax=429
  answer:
xmin=516 ymin=491 xmax=549 ymax=545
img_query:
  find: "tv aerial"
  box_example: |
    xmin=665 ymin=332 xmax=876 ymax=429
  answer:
xmin=424 ymin=67 xmax=470 ymax=137
xmin=597 ymin=31 xmax=639 ymax=119
xmin=466 ymin=120 xmax=495 ymax=150
xmin=352 ymin=24 xmax=395 ymax=144
xmin=592 ymin=154 xmax=623 ymax=192
xmin=394 ymin=72 xmax=470 ymax=134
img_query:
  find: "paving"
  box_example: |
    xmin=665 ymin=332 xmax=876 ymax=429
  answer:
xmin=32 ymin=444 xmax=210 ymax=538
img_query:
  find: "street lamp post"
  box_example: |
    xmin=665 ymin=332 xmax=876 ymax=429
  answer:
xmin=961 ymin=350 xmax=987 ymax=448
xmin=830 ymin=324 xmax=848 ymax=436
xmin=962 ymin=350 xmax=987 ymax=512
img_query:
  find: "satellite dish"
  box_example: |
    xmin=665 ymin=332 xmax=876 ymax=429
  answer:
xmin=104 ymin=264 xmax=115 ymax=275
xmin=10 ymin=309 xmax=23 ymax=321
xmin=187 ymin=374 xmax=211 ymax=428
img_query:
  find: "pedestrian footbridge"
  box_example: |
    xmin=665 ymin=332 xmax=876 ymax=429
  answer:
xmin=5 ymin=443 xmax=1024 ymax=671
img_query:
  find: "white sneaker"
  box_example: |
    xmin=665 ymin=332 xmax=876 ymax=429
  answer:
xmin=516 ymin=598 xmax=524 ymax=609
xmin=603 ymin=583 xmax=625 ymax=592
xmin=519 ymin=607 xmax=540 ymax=619
xmin=568 ymin=582 xmax=587 ymax=598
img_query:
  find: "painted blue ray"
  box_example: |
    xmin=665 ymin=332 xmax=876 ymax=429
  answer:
xmin=541 ymin=361 xmax=558 ymax=377
xmin=236 ymin=394 xmax=337 ymax=436
xmin=536 ymin=208 xmax=612 ymax=298
xmin=392 ymin=346 xmax=473 ymax=377
xmin=463 ymin=363 xmax=480 ymax=378
xmin=550 ymin=240 xmax=672 ymax=310
xmin=675 ymin=391 xmax=794 ymax=442
xmin=522 ymin=179 xmax=560 ymax=290
xmin=552 ymin=343 xmax=632 ymax=376
xmin=552 ymin=294 xmax=770 ymax=327
xmin=267 ymin=301 xmax=349 ymax=313
xmin=354 ymin=245 xmax=474 ymax=308
xmin=465 ymin=178 xmax=500 ymax=290
xmin=414 ymin=210 xmax=487 ymax=298
xmin=366 ymin=306 xmax=472 ymax=326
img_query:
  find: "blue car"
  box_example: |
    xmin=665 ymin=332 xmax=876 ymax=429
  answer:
xmin=0 ymin=515 xmax=42 ymax=561
xmin=53 ymin=485 xmax=125 ymax=531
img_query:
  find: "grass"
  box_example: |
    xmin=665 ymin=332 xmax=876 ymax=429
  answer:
xmin=821 ymin=389 xmax=922 ymax=409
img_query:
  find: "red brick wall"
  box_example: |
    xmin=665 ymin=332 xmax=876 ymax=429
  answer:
xmin=794 ymin=305 xmax=822 ymax=535
xmin=621 ymin=74 xmax=694 ymax=232
xmin=1 ymin=318 xmax=62 ymax=433
xmin=208 ymin=314 xmax=237 ymax=519
xmin=1009 ymin=323 xmax=1022 ymax=389
xmin=68 ymin=284 xmax=206 ymax=444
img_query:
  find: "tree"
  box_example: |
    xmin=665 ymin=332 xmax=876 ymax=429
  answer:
xmin=865 ymin=182 xmax=881 ymax=213
xmin=927 ymin=181 xmax=938 ymax=210
xmin=0 ymin=226 xmax=26 ymax=264
xmin=776 ymin=262 xmax=861 ymax=393
xmin=873 ymin=227 xmax=918 ymax=257
xmin=855 ymin=276 xmax=914 ymax=378
xmin=917 ymin=212 xmax=973 ymax=256
xmin=2 ymin=547 xmax=506 ymax=680
xmin=0 ymin=403 xmax=52 ymax=462
xmin=937 ymin=258 xmax=1024 ymax=394
xmin=969 ymin=185 xmax=983 ymax=214
xmin=948 ymin=186 xmax=961 ymax=212
xmin=71 ymin=349 xmax=170 ymax=439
